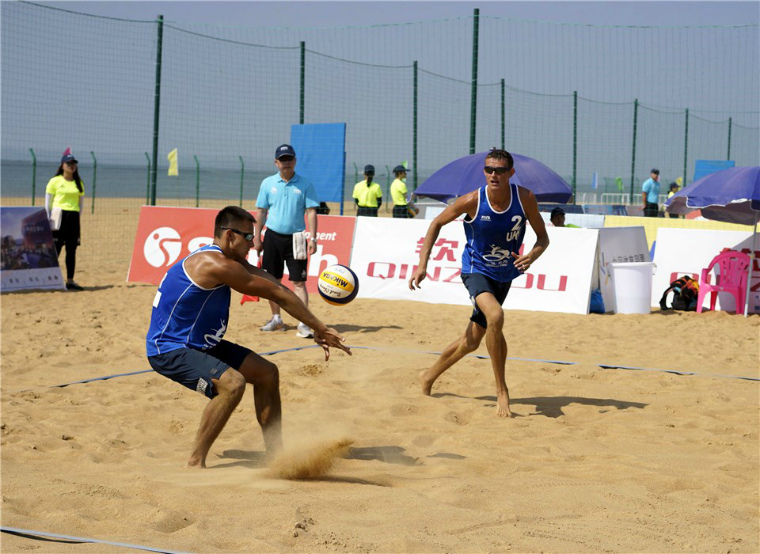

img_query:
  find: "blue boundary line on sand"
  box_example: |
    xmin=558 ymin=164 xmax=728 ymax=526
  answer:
xmin=346 ymin=345 xmax=760 ymax=382
xmin=0 ymin=526 xmax=189 ymax=554
xmin=18 ymin=344 xmax=758 ymax=393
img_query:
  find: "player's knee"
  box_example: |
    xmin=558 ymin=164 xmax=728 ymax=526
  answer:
xmin=220 ymin=369 xmax=246 ymax=398
xmin=484 ymin=309 xmax=504 ymax=330
xmin=462 ymin=333 xmax=481 ymax=353
xmin=259 ymin=361 xmax=280 ymax=388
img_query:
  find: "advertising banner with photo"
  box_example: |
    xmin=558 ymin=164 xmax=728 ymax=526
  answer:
xmin=595 ymin=226 xmax=650 ymax=313
xmin=1 ymin=207 xmax=64 ymax=292
xmin=349 ymin=218 xmax=598 ymax=314
xmin=128 ymin=207 xmax=355 ymax=294
xmin=651 ymin=227 xmax=758 ymax=313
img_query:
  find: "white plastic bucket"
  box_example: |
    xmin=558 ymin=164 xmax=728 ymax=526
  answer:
xmin=610 ymin=262 xmax=656 ymax=314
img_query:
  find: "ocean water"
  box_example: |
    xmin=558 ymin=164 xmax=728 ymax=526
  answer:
xmin=1 ymin=160 xmax=424 ymax=206
xmin=1 ymin=159 xmax=280 ymax=203
xmin=0 ymin=160 xmax=416 ymax=206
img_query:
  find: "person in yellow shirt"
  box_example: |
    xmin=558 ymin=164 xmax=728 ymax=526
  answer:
xmin=45 ymin=149 xmax=85 ymax=291
xmin=352 ymin=164 xmax=382 ymax=216
xmin=390 ymin=165 xmax=419 ymax=218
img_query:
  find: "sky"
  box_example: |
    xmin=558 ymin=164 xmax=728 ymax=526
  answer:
xmin=36 ymin=1 xmax=760 ymax=28
xmin=5 ymin=0 xmax=758 ymax=189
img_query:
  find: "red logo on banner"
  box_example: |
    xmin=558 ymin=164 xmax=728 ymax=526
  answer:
xmin=128 ymin=208 xmax=356 ymax=291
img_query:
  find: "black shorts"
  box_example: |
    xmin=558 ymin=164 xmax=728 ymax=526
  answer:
xmin=147 ymin=340 xmax=252 ymax=399
xmin=644 ymin=202 xmax=659 ymax=217
xmin=261 ymin=228 xmax=308 ymax=282
xmin=461 ymin=273 xmax=512 ymax=329
xmin=393 ymin=205 xmax=412 ymax=218
xmin=357 ymin=206 xmax=378 ymax=217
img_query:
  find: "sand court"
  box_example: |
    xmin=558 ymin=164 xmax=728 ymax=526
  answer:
xmin=2 ymin=202 xmax=759 ymax=552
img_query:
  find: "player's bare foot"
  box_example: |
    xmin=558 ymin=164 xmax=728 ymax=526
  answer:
xmin=496 ymin=390 xmax=512 ymax=418
xmin=419 ymin=369 xmax=434 ymax=396
xmin=186 ymin=457 xmax=206 ymax=469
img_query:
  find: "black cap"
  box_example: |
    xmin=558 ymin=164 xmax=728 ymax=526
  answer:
xmin=551 ymin=206 xmax=565 ymax=218
xmin=275 ymin=144 xmax=296 ymax=159
xmin=393 ymin=165 xmax=409 ymax=173
xmin=651 ymin=168 xmax=660 ymax=175
xmin=364 ymin=164 xmax=375 ymax=173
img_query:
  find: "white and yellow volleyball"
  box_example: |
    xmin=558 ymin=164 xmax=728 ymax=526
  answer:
xmin=317 ymin=264 xmax=359 ymax=306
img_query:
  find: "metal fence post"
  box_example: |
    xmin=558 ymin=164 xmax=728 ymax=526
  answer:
xmin=727 ymin=117 xmax=732 ymax=161
xmin=150 ymin=15 xmax=164 ymax=206
xmin=144 ymin=153 xmax=151 ymax=205
xmin=300 ymin=41 xmax=306 ymax=125
xmin=90 ymin=151 xmax=97 ymax=214
xmin=501 ymin=79 xmax=505 ymax=150
xmin=630 ymin=99 xmax=638 ymax=202
xmin=194 ymin=155 xmax=200 ymax=207
xmin=29 ymin=148 xmax=37 ymax=206
xmin=413 ymin=60 xmax=418 ymax=192
xmin=385 ymin=165 xmax=391 ymax=212
xmin=572 ymin=91 xmax=578 ymax=203
xmin=239 ymin=156 xmax=245 ymax=207
xmin=469 ymin=8 xmax=479 ymax=155
xmin=683 ymin=108 xmax=689 ymax=186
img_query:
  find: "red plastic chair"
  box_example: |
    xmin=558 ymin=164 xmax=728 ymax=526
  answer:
xmin=697 ymin=250 xmax=751 ymax=314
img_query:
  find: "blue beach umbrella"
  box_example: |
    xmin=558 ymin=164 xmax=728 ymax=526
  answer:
xmin=666 ymin=165 xmax=760 ymax=316
xmin=415 ymin=151 xmax=572 ymax=204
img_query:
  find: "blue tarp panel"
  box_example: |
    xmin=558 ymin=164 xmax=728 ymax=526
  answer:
xmin=291 ymin=123 xmax=346 ymax=205
xmin=693 ymin=159 xmax=735 ymax=183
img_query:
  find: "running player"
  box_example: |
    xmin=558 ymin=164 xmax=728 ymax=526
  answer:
xmin=409 ymin=149 xmax=549 ymax=417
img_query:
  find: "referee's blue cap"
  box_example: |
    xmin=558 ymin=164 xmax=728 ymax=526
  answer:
xmin=275 ymin=144 xmax=296 ymax=159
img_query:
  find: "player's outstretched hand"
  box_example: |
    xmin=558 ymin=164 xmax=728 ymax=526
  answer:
xmin=511 ymin=251 xmax=532 ymax=273
xmin=313 ymin=327 xmax=352 ymax=361
xmin=408 ymin=267 xmax=427 ymax=290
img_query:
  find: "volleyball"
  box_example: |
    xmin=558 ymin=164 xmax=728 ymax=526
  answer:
xmin=317 ymin=264 xmax=359 ymax=305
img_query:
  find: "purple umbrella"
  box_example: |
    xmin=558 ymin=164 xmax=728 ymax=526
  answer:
xmin=665 ymin=165 xmax=760 ymax=317
xmin=415 ymin=151 xmax=572 ymax=203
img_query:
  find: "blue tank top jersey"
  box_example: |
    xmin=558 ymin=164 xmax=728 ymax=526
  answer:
xmin=462 ymin=183 xmax=527 ymax=282
xmin=146 ymin=245 xmax=231 ymax=356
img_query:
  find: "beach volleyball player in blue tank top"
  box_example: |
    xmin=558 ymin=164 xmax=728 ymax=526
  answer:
xmin=146 ymin=206 xmax=351 ymax=468
xmin=409 ymin=149 xmax=550 ymax=417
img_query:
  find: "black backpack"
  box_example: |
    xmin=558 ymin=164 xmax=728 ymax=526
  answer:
xmin=659 ymin=276 xmax=700 ymax=311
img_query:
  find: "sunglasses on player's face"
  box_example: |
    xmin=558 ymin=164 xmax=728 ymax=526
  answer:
xmin=277 ymin=156 xmax=295 ymax=163
xmin=484 ymin=166 xmax=510 ymax=175
xmin=221 ymin=226 xmax=254 ymax=241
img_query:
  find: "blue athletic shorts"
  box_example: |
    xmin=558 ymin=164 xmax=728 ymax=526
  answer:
xmin=147 ymin=340 xmax=252 ymax=399
xmin=461 ymin=272 xmax=512 ymax=329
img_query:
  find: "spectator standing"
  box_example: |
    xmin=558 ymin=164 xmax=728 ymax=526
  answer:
xmin=666 ymin=182 xmax=681 ymax=219
xmin=254 ymin=144 xmax=319 ymax=338
xmin=390 ymin=165 xmax=419 ymax=218
xmin=549 ymin=206 xmax=579 ymax=228
xmin=641 ymin=168 xmax=661 ymax=217
xmin=45 ymin=149 xmax=85 ymax=291
xmin=353 ymin=165 xmax=382 ymax=216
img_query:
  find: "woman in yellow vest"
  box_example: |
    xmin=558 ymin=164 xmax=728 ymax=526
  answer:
xmin=45 ymin=149 xmax=85 ymax=291
xmin=352 ymin=164 xmax=383 ymax=216
xmin=390 ymin=165 xmax=419 ymax=218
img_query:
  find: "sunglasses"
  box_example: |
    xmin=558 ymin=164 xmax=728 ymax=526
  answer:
xmin=484 ymin=166 xmax=510 ymax=175
xmin=221 ymin=226 xmax=254 ymax=241
xmin=277 ymin=156 xmax=295 ymax=162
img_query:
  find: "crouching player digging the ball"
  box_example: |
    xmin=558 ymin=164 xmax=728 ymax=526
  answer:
xmin=409 ymin=149 xmax=549 ymax=417
xmin=146 ymin=206 xmax=351 ymax=467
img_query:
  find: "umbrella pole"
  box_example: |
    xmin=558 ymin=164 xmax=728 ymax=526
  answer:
xmin=744 ymin=212 xmax=758 ymax=318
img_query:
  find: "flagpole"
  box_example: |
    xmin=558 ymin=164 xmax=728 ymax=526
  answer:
xmin=744 ymin=211 xmax=758 ymax=318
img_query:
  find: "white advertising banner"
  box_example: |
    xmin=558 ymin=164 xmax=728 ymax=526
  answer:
xmin=652 ymin=228 xmax=757 ymax=313
xmin=350 ymin=218 xmax=598 ymax=314
xmin=595 ymin=226 xmax=651 ymax=312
